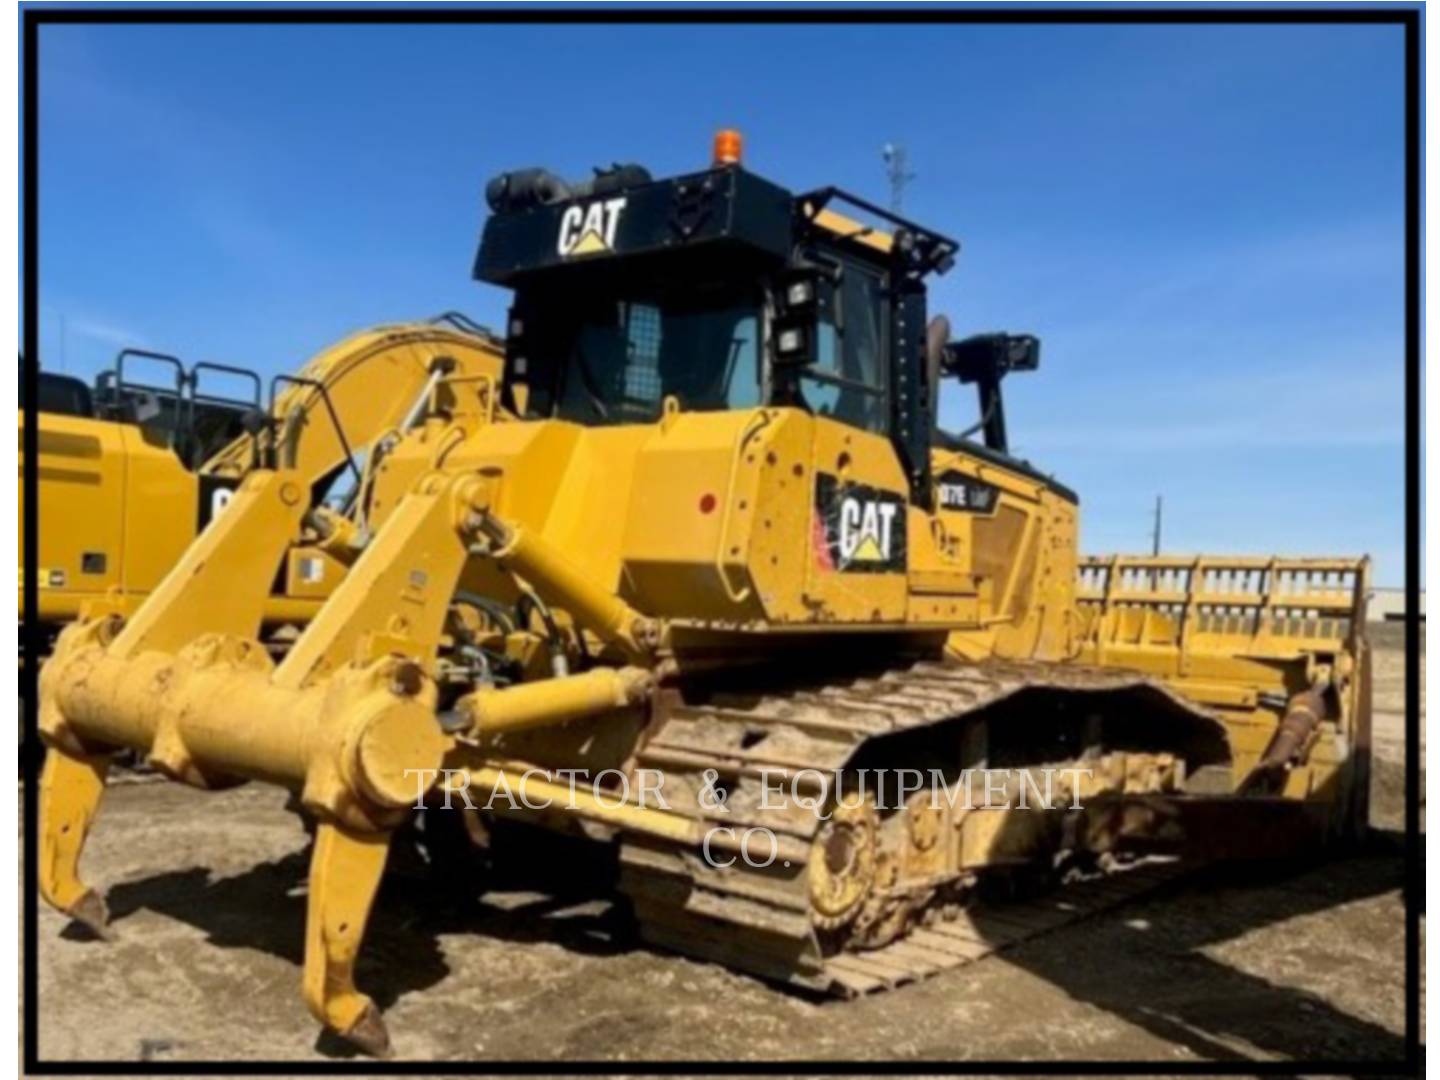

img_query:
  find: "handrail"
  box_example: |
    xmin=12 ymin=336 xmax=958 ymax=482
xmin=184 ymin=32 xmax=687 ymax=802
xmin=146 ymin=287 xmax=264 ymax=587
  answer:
xmin=268 ymin=374 xmax=363 ymax=486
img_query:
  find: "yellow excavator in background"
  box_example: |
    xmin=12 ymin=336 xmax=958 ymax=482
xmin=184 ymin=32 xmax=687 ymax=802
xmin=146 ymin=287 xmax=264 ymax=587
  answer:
xmin=20 ymin=314 xmax=504 ymax=648
xmin=35 ymin=134 xmax=1369 ymax=1056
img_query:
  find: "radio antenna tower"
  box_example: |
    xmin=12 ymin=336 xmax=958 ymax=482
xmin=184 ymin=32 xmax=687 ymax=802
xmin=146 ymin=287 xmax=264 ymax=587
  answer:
xmin=882 ymin=142 xmax=916 ymax=213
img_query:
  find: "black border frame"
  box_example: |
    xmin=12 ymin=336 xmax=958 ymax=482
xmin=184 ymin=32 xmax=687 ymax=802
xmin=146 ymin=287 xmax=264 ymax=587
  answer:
xmin=18 ymin=5 xmax=1423 ymax=1076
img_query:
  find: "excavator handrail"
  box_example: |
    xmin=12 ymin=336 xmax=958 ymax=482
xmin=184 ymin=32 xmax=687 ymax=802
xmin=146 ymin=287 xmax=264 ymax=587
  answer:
xmin=190 ymin=361 xmax=263 ymax=411
xmin=111 ymin=348 xmax=186 ymax=397
xmin=98 ymin=349 xmax=186 ymax=418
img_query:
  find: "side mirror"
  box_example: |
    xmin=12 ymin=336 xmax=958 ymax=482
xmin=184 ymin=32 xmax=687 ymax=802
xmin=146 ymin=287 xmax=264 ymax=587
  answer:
xmin=1003 ymin=334 xmax=1040 ymax=373
xmin=944 ymin=333 xmax=1041 ymax=383
xmin=938 ymin=332 xmax=1040 ymax=457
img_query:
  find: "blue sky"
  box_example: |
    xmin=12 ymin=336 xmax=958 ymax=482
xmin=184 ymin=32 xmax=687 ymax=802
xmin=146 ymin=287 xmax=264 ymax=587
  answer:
xmin=32 ymin=20 xmax=1408 ymax=582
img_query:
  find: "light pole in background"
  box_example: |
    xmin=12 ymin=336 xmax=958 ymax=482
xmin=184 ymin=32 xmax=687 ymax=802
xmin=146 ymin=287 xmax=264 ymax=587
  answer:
xmin=882 ymin=142 xmax=916 ymax=214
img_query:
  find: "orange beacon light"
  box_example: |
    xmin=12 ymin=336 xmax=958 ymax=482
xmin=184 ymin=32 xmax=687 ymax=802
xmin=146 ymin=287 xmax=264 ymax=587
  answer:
xmin=713 ymin=129 xmax=743 ymax=166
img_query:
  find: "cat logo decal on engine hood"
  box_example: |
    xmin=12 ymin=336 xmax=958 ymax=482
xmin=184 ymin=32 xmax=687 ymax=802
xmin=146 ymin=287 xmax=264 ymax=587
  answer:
xmin=813 ymin=473 xmax=907 ymax=574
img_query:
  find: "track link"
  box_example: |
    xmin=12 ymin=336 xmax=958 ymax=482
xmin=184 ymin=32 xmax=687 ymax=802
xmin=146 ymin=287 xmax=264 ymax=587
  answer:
xmin=820 ymin=858 xmax=1187 ymax=994
xmin=619 ymin=656 xmax=1224 ymax=995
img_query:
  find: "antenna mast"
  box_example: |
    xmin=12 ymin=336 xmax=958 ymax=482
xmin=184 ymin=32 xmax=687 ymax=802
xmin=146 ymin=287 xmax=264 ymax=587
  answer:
xmin=882 ymin=142 xmax=916 ymax=213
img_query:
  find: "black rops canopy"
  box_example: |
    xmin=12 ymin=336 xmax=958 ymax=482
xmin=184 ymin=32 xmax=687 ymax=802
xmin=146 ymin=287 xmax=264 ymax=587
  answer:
xmin=474 ymin=166 xmax=794 ymax=289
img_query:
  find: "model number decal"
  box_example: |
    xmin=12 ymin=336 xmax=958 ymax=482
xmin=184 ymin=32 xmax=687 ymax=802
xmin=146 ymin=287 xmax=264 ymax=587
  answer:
xmin=935 ymin=470 xmax=1000 ymax=514
xmin=813 ymin=473 xmax=907 ymax=574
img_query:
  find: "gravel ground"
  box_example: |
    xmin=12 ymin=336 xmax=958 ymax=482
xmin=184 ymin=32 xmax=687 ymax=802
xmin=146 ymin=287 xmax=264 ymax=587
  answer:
xmin=27 ymin=624 xmax=1421 ymax=1067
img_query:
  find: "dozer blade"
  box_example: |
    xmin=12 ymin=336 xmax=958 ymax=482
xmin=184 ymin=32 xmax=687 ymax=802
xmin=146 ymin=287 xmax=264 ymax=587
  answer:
xmin=1075 ymin=553 xmax=1371 ymax=836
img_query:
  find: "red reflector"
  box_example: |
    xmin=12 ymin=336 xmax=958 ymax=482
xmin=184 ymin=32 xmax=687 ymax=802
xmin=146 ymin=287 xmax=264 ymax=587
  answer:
xmin=699 ymin=493 xmax=718 ymax=514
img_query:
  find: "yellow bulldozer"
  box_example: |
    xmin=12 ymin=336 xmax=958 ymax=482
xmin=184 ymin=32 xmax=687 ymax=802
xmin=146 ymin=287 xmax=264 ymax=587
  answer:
xmin=20 ymin=314 xmax=504 ymax=648
xmin=34 ymin=134 xmax=1370 ymax=1057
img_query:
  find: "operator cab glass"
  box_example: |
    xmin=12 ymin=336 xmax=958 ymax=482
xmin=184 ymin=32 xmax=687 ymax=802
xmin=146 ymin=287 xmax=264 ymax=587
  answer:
xmin=505 ymin=248 xmax=890 ymax=434
xmin=798 ymin=251 xmax=889 ymax=435
xmin=513 ymin=278 xmax=762 ymax=425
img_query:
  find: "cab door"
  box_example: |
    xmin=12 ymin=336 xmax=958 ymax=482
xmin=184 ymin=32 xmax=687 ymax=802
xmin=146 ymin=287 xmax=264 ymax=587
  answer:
xmin=798 ymin=253 xmax=909 ymax=622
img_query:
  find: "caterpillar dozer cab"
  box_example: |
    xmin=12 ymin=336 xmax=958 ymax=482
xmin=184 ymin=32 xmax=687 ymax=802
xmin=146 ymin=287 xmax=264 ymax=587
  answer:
xmin=20 ymin=315 xmax=504 ymax=648
xmin=35 ymin=134 xmax=1369 ymax=1057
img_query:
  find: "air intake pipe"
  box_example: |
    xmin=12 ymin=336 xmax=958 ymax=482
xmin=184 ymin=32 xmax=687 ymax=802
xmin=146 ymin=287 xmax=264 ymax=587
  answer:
xmin=485 ymin=162 xmax=652 ymax=213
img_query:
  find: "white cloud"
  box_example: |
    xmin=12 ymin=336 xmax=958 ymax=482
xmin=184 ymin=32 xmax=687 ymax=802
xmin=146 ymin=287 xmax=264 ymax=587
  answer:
xmin=65 ymin=317 xmax=149 ymax=351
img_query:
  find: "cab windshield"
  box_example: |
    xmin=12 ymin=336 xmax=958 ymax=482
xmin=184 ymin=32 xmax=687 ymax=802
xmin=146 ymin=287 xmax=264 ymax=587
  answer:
xmin=524 ymin=281 xmax=762 ymax=424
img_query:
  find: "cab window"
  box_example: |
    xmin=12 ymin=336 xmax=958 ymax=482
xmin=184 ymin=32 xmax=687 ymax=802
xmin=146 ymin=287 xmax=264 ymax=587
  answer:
xmin=800 ymin=257 xmax=889 ymax=434
xmin=525 ymin=282 xmax=762 ymax=425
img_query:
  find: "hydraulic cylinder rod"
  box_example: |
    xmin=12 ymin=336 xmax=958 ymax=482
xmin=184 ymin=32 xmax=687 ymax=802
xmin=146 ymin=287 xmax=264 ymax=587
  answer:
xmin=469 ymin=510 xmax=658 ymax=661
xmin=458 ymin=666 xmax=652 ymax=735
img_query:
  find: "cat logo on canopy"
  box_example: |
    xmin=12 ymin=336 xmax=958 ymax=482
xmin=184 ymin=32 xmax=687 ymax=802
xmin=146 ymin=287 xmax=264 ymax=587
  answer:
xmin=556 ymin=197 xmax=628 ymax=258
xmin=813 ymin=473 xmax=907 ymax=574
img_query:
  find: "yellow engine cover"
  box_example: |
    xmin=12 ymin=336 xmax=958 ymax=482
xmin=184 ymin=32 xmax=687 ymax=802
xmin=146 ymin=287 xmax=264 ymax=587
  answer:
xmin=370 ymin=406 xmax=1079 ymax=656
